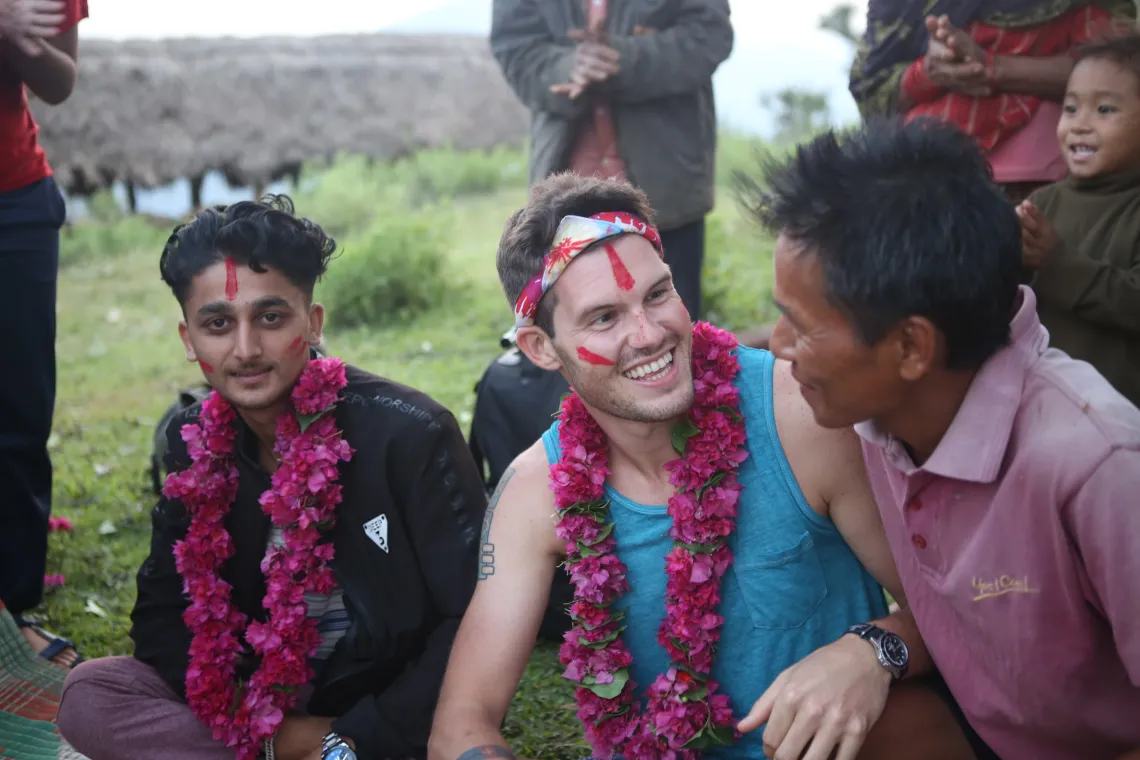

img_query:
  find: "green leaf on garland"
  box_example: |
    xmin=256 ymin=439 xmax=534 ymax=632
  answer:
xmin=697 ymin=471 xmax=727 ymax=500
xmin=595 ymin=704 xmax=631 ymax=723
xmin=297 ymin=411 xmax=323 ymax=433
xmin=572 ymin=609 xmax=625 ymax=631
xmin=230 ymin=679 xmax=246 ymax=717
xmin=677 ymin=541 xmax=718 ymax=555
xmin=576 ymin=542 xmax=602 ymax=558
xmin=681 ymin=683 xmax=708 ymax=702
xmin=584 ymin=669 xmax=629 ymax=699
xmin=675 ymin=663 xmax=705 ymax=680
xmin=580 ymin=625 xmax=626 ymax=648
xmin=671 ymin=418 xmax=700 ymax=455
xmin=717 ymin=405 xmax=744 ymax=424
xmin=706 ymin=723 xmax=737 ymax=746
xmin=565 ymin=498 xmax=611 ymax=521
xmin=583 ymin=521 xmax=615 ymax=546
xmin=682 ymin=721 xmax=737 ymax=751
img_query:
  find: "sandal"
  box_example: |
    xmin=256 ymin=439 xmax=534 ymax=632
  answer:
xmin=12 ymin=614 xmax=85 ymax=669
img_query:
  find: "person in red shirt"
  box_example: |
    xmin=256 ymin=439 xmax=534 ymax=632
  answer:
xmin=0 ymin=0 xmax=88 ymax=666
xmin=850 ymin=0 xmax=1137 ymax=204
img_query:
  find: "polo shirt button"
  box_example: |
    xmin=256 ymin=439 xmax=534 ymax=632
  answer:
xmin=908 ymin=498 xmax=922 ymax=511
xmin=912 ymin=534 xmax=927 ymax=550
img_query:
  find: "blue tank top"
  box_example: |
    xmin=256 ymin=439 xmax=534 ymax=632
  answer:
xmin=541 ymin=348 xmax=888 ymax=759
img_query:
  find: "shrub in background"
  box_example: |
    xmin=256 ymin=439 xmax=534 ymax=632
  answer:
xmin=60 ymin=191 xmax=170 ymax=269
xmin=318 ymin=211 xmax=454 ymax=329
xmin=292 ymin=154 xmax=396 ymax=239
xmin=701 ymin=211 xmax=777 ymax=331
xmin=390 ymin=145 xmax=528 ymax=206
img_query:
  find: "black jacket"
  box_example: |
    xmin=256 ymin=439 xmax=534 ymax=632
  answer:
xmin=130 ymin=365 xmax=487 ymax=759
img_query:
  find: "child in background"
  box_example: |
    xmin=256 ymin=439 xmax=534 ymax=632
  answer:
xmin=1018 ymin=33 xmax=1140 ymax=408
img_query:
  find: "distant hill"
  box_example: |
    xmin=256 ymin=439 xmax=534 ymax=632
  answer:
xmin=383 ymin=0 xmax=863 ymax=137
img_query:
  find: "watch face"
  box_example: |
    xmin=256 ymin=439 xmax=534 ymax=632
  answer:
xmin=324 ymin=747 xmax=356 ymax=760
xmin=880 ymin=633 xmax=909 ymax=667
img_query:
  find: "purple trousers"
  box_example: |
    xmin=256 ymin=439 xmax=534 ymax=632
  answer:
xmin=57 ymin=656 xmax=236 ymax=760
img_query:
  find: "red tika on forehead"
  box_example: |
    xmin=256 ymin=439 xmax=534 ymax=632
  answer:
xmin=604 ymin=243 xmax=635 ymax=291
xmin=224 ymin=257 xmax=239 ymax=300
xmin=513 ymin=212 xmax=663 ymax=329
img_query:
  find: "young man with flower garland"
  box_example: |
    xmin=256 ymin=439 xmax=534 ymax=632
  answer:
xmin=753 ymin=117 xmax=1140 ymax=760
xmin=55 ymin=196 xmax=488 ymax=760
xmin=427 ymin=174 xmax=980 ymax=760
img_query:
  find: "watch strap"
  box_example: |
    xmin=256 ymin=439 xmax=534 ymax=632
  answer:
xmin=845 ymin=623 xmax=908 ymax=680
xmin=321 ymin=732 xmax=355 ymax=760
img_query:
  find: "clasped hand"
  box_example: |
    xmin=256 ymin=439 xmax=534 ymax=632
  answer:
xmin=550 ymin=23 xmax=621 ymax=101
xmin=923 ymin=14 xmax=994 ymax=98
xmin=549 ymin=20 xmax=656 ymax=100
xmin=1016 ymin=200 xmax=1059 ymax=269
xmin=0 ymin=0 xmax=64 ymax=56
xmin=737 ymin=635 xmax=892 ymax=760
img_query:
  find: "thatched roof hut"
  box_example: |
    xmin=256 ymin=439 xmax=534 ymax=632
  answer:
xmin=31 ymin=34 xmax=530 ymax=196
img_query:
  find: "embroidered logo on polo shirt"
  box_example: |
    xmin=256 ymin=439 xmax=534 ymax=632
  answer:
xmin=363 ymin=514 xmax=389 ymax=553
xmin=971 ymin=574 xmax=1038 ymax=601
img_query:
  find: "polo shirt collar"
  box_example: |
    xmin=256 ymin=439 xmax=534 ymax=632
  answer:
xmin=856 ymin=286 xmax=1049 ymax=483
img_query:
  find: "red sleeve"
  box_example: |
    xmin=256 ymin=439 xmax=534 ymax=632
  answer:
xmin=901 ymin=58 xmax=944 ymax=105
xmin=58 ymin=0 xmax=89 ymax=32
xmin=1070 ymin=5 xmax=1121 ymax=45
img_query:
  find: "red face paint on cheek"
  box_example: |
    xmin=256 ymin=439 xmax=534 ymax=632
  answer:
xmin=604 ymin=243 xmax=635 ymax=291
xmin=577 ymin=346 xmax=615 ymax=366
xmin=288 ymin=336 xmax=306 ymax=354
xmin=224 ymin=256 xmax=239 ymax=301
xmin=198 ymin=360 xmax=214 ymax=373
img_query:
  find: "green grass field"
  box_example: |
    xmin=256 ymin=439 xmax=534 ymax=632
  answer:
xmin=36 ymin=135 xmax=780 ymax=757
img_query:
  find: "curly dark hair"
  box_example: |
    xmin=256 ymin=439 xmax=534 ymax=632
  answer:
xmin=159 ymin=194 xmax=337 ymax=307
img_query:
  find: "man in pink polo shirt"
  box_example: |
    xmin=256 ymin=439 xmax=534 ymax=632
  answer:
xmin=747 ymin=116 xmax=1140 ymax=760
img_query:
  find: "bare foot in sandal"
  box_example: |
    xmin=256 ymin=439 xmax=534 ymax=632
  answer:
xmin=19 ymin=624 xmax=80 ymax=667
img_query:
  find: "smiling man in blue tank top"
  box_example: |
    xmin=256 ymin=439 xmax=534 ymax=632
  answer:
xmin=428 ymin=174 xmax=977 ymax=760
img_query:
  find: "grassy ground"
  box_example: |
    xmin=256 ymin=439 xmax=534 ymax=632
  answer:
xmin=35 ymin=136 xmax=779 ymax=757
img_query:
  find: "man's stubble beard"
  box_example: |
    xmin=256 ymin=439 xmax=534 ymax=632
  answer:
xmin=220 ymin=368 xmax=300 ymax=416
xmin=559 ymin=350 xmax=696 ymax=425
xmin=601 ymin=383 xmax=695 ymax=424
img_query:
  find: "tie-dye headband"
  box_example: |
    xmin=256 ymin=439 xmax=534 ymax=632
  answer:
xmin=513 ymin=212 xmax=663 ymax=328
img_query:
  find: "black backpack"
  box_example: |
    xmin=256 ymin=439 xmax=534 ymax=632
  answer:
xmin=468 ymin=346 xmax=570 ymax=493
xmin=468 ymin=342 xmax=574 ymax=641
xmin=150 ymin=385 xmax=211 ymax=494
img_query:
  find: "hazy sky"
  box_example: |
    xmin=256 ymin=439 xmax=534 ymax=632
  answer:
xmin=82 ymin=0 xmax=868 ymax=45
xmin=80 ymin=0 xmax=870 ymax=134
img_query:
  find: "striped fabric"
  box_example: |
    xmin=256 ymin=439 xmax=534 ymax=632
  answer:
xmin=265 ymin=528 xmax=350 ymax=664
xmin=0 ymin=603 xmax=88 ymax=760
xmin=903 ymin=4 xmax=1120 ymax=151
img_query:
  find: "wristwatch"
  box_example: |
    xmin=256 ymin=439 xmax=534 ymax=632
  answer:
xmin=845 ymin=623 xmax=909 ymax=681
xmin=321 ymin=732 xmax=357 ymax=760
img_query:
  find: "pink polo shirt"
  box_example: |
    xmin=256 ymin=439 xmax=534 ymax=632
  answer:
xmin=858 ymin=287 xmax=1140 ymax=760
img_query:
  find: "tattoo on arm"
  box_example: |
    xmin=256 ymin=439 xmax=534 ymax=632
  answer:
xmin=456 ymin=745 xmax=517 ymax=760
xmin=478 ymin=467 xmax=515 ymax=581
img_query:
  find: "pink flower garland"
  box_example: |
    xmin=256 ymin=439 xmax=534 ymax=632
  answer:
xmin=553 ymin=322 xmax=750 ymax=759
xmin=162 ymin=357 xmax=354 ymax=760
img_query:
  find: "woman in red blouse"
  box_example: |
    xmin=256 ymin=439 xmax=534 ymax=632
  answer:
xmin=850 ymin=1 xmax=1136 ymax=203
xmin=0 ymin=0 xmax=88 ymax=667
